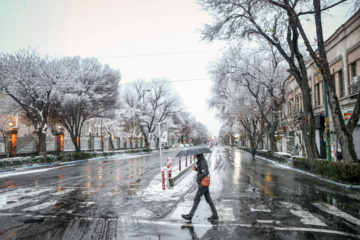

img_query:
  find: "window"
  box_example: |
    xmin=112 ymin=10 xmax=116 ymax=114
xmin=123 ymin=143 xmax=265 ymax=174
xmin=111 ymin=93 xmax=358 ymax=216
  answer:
xmin=315 ymin=83 xmax=321 ymax=106
xmin=339 ymin=70 xmax=345 ymax=97
xmin=295 ymin=94 xmax=302 ymax=111
xmin=288 ymin=98 xmax=293 ymax=114
xmin=351 ymin=62 xmax=357 ymax=78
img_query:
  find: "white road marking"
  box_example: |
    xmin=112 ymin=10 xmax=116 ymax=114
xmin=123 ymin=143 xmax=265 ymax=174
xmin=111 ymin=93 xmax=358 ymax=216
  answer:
xmin=281 ymin=202 xmax=326 ymax=226
xmin=23 ymin=200 xmax=57 ymax=211
xmin=14 ymin=188 xmax=54 ymax=198
xmin=312 ymin=202 xmax=360 ymax=226
xmin=256 ymin=220 xmax=281 ymax=224
xmin=0 ymin=213 xmax=358 ymax=238
xmin=169 ymin=201 xmax=194 ymax=220
xmin=2 ymin=199 xmax=39 ymax=210
xmin=290 ymin=210 xmax=326 ymax=226
xmin=80 ymin=202 xmax=96 ymax=207
xmin=51 ymin=189 xmax=75 ymax=196
xmin=217 ymin=203 xmax=236 ymax=221
xmin=249 ymin=204 xmax=271 ymax=212
xmin=133 ymin=208 xmax=157 ymax=218
xmin=280 ymin=202 xmax=302 ymax=210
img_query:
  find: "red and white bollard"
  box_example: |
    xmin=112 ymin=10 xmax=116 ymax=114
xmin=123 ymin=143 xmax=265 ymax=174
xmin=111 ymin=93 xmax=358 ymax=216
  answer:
xmin=179 ymin=157 xmax=181 ymax=171
xmin=186 ymin=156 xmax=188 ymax=167
xmin=162 ymin=168 xmax=166 ymax=190
xmin=167 ymin=157 xmax=172 ymax=178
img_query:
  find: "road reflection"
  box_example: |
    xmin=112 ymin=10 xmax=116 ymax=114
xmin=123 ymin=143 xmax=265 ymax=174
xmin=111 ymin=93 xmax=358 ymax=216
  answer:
xmin=233 ymin=151 xmax=242 ymax=184
xmin=4 ymin=180 xmax=16 ymax=189
xmin=57 ymin=175 xmax=63 ymax=192
xmin=181 ymin=224 xmax=200 ymax=240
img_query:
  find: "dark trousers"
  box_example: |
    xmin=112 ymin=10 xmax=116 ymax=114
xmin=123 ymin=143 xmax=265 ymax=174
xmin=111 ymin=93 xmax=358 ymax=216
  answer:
xmin=190 ymin=185 xmax=218 ymax=216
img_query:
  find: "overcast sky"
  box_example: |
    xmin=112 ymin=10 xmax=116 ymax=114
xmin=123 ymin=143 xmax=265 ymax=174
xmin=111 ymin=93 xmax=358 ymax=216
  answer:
xmin=0 ymin=0 xmax=354 ymax=136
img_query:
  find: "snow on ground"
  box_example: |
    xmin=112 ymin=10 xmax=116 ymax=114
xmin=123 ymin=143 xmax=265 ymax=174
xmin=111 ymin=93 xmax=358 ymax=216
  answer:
xmin=141 ymin=153 xmax=214 ymax=202
xmin=141 ymin=163 xmax=197 ymax=202
xmin=0 ymin=168 xmax=59 ymax=179
xmin=0 ymin=196 xmax=6 ymax=209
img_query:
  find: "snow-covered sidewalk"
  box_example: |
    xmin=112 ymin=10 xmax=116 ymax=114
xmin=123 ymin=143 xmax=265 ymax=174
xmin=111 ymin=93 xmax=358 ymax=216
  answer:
xmin=141 ymin=153 xmax=212 ymax=202
xmin=141 ymin=162 xmax=197 ymax=202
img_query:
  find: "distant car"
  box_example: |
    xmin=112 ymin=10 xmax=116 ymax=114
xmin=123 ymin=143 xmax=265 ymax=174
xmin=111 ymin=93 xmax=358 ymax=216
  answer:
xmin=185 ymin=144 xmax=190 ymax=147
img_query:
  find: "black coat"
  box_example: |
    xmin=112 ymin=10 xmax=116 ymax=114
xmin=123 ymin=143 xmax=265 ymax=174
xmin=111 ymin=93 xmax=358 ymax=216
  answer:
xmin=196 ymin=157 xmax=209 ymax=185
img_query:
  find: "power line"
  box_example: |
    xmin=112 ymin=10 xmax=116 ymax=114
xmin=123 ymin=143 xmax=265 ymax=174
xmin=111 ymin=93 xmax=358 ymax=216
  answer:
xmin=119 ymin=78 xmax=211 ymax=85
xmin=97 ymin=50 xmax=218 ymax=59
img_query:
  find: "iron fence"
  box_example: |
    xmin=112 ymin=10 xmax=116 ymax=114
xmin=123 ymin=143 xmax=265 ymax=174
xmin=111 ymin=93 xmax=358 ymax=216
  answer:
xmin=0 ymin=136 xmax=147 ymax=157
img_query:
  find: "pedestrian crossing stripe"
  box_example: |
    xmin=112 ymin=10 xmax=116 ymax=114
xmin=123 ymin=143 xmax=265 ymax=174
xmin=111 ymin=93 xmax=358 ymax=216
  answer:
xmin=289 ymin=210 xmax=327 ymax=226
xmin=312 ymin=202 xmax=360 ymax=226
xmin=256 ymin=220 xmax=281 ymax=224
xmin=216 ymin=204 xmax=236 ymax=221
xmin=248 ymin=204 xmax=271 ymax=212
xmin=2 ymin=186 xmax=360 ymax=236
xmin=23 ymin=200 xmax=58 ymax=212
xmin=280 ymin=202 xmax=326 ymax=226
xmin=0 ymin=212 xmax=359 ymax=238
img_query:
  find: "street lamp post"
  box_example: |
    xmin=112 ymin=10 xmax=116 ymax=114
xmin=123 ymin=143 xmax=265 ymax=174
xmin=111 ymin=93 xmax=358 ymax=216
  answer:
xmin=142 ymin=89 xmax=150 ymax=151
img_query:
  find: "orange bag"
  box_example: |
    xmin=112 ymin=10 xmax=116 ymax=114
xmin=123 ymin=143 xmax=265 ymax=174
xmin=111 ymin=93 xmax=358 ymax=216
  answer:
xmin=201 ymin=176 xmax=210 ymax=187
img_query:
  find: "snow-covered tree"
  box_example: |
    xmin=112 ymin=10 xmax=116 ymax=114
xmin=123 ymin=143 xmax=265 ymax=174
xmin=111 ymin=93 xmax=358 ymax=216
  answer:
xmin=50 ymin=57 xmax=121 ymax=152
xmin=210 ymin=46 xmax=288 ymax=153
xmin=0 ymin=48 xmax=70 ymax=156
xmin=120 ymin=78 xmax=181 ymax=150
xmin=190 ymin=121 xmax=209 ymax=145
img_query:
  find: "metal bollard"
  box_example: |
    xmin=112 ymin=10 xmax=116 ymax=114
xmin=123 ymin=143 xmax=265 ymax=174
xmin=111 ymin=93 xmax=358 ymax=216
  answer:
xmin=190 ymin=155 xmax=192 ymax=164
xmin=179 ymin=157 xmax=181 ymax=171
xmin=162 ymin=168 xmax=166 ymax=190
xmin=186 ymin=156 xmax=187 ymax=167
xmin=167 ymin=157 xmax=172 ymax=178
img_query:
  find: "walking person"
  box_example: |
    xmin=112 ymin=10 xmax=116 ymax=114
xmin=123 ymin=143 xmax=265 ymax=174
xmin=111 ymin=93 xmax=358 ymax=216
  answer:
xmin=181 ymin=154 xmax=218 ymax=221
xmin=336 ymin=149 xmax=343 ymax=162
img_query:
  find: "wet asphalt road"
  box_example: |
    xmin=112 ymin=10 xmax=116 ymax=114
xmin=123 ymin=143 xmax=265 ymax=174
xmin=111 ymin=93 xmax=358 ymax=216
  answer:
xmin=0 ymin=146 xmax=360 ymax=239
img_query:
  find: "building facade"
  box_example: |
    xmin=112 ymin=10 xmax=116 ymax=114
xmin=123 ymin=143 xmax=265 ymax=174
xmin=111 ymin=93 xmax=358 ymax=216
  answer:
xmin=282 ymin=9 xmax=360 ymax=160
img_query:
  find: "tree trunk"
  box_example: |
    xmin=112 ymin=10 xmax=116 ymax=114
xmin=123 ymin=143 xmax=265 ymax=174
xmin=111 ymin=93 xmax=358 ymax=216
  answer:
xmin=37 ymin=131 xmax=47 ymax=157
xmin=297 ymin=72 xmax=319 ymax=161
xmin=269 ymin=127 xmax=278 ymax=154
xmin=144 ymin=136 xmax=151 ymax=152
xmin=109 ymin=135 xmax=114 ymax=150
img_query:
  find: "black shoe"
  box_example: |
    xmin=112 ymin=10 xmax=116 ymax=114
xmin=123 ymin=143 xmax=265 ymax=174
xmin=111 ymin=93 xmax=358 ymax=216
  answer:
xmin=207 ymin=215 xmax=219 ymax=221
xmin=181 ymin=214 xmax=193 ymax=221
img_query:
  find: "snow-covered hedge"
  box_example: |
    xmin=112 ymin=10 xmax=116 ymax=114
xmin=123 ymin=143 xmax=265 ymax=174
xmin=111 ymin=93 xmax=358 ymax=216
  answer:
xmin=274 ymin=152 xmax=292 ymax=158
xmin=0 ymin=155 xmax=59 ymax=168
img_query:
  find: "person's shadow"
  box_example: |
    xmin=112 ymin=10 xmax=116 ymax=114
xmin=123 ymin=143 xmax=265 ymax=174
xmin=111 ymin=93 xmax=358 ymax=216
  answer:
xmin=181 ymin=224 xmax=200 ymax=240
xmin=181 ymin=220 xmax=219 ymax=240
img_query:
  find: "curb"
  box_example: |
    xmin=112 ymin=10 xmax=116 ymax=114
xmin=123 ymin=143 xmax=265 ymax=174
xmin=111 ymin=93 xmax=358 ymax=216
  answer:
xmin=0 ymin=169 xmax=15 ymax=173
xmin=169 ymin=163 xmax=196 ymax=187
